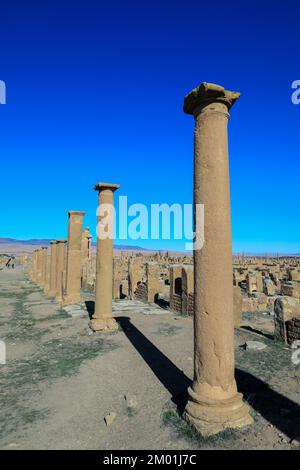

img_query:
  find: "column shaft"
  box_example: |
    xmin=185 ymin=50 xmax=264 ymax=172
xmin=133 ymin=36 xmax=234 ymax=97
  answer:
xmin=31 ymin=250 xmax=38 ymax=282
xmin=41 ymin=247 xmax=48 ymax=290
xmin=56 ymin=240 xmax=67 ymax=302
xmin=90 ymin=183 xmax=119 ymax=332
xmin=48 ymin=241 xmax=57 ymax=297
xmin=36 ymin=249 xmax=42 ymax=286
xmin=64 ymin=211 xmax=85 ymax=305
xmin=183 ymin=82 xmax=253 ymax=436
xmin=193 ymin=102 xmax=234 ymax=395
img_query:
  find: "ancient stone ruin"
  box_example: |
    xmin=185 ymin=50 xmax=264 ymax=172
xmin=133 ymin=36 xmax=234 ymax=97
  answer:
xmin=2 ymin=81 xmax=300 ymax=450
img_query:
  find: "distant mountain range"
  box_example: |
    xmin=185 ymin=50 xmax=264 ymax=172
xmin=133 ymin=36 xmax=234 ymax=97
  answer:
xmin=1 ymin=238 xmax=298 ymax=257
xmin=0 ymin=238 xmax=54 ymax=246
xmin=0 ymin=237 xmax=149 ymax=253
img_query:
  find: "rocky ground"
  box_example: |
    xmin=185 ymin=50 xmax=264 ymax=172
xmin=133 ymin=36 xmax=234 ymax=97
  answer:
xmin=0 ymin=267 xmax=299 ymax=450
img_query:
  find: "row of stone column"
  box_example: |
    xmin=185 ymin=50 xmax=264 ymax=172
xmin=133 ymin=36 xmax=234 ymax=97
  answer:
xmin=30 ymin=211 xmax=93 ymax=306
xmin=89 ymin=83 xmax=255 ymax=436
xmin=31 ymin=239 xmax=67 ymax=302
xmin=29 ymin=82 xmax=253 ymax=438
xmin=29 ymin=185 xmax=119 ymax=333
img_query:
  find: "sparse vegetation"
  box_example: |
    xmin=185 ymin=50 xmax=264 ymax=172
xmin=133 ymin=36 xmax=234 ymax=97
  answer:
xmin=156 ymin=324 xmax=182 ymax=336
xmin=162 ymin=408 xmax=243 ymax=448
xmin=0 ymin=278 xmax=119 ymax=443
xmin=126 ymin=406 xmax=137 ymax=418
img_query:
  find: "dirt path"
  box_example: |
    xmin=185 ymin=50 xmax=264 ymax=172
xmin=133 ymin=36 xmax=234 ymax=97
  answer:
xmin=0 ymin=268 xmax=299 ymax=449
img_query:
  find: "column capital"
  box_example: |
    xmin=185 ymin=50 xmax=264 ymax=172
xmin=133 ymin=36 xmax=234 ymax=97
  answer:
xmin=183 ymin=82 xmax=240 ymax=115
xmin=83 ymin=227 xmax=92 ymax=239
xmin=94 ymin=182 xmax=120 ymax=192
xmin=68 ymin=210 xmax=86 ymax=217
xmin=56 ymin=239 xmax=67 ymax=244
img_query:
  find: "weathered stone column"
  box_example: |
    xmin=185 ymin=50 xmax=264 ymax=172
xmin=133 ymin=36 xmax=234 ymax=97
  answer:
xmin=40 ymin=247 xmax=48 ymax=289
xmin=48 ymin=241 xmax=57 ymax=297
xmin=183 ymin=82 xmax=253 ymax=436
xmin=36 ymin=248 xmax=43 ymax=286
xmin=44 ymin=251 xmax=51 ymax=294
xmin=31 ymin=250 xmax=38 ymax=283
xmin=81 ymin=227 xmax=92 ymax=264
xmin=81 ymin=227 xmax=92 ymax=290
xmin=55 ymin=239 xmax=67 ymax=302
xmin=63 ymin=211 xmax=85 ymax=305
xmin=89 ymin=182 xmax=119 ymax=332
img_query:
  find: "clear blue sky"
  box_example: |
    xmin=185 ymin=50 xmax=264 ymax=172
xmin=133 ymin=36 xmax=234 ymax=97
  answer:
xmin=0 ymin=1 xmax=299 ymax=253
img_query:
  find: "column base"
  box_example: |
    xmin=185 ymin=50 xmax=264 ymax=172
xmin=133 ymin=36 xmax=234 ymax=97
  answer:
xmin=184 ymin=386 xmax=253 ymax=437
xmin=89 ymin=317 xmax=118 ymax=332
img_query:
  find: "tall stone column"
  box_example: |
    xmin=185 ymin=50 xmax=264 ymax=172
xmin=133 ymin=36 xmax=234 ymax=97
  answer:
xmin=55 ymin=239 xmax=67 ymax=302
xmin=183 ymin=82 xmax=253 ymax=436
xmin=41 ymin=247 xmax=48 ymax=290
xmin=81 ymin=227 xmax=93 ymax=292
xmin=48 ymin=241 xmax=57 ymax=297
xmin=31 ymin=250 xmax=38 ymax=282
xmin=63 ymin=211 xmax=85 ymax=305
xmin=36 ymin=247 xmax=47 ymax=288
xmin=89 ymin=182 xmax=119 ymax=332
xmin=44 ymin=250 xmax=51 ymax=294
xmin=81 ymin=227 xmax=92 ymax=264
xmin=36 ymin=248 xmax=43 ymax=286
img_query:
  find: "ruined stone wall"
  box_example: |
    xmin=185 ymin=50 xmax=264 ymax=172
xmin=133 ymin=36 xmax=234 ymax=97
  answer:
xmin=233 ymin=270 xmax=246 ymax=287
xmin=274 ymin=296 xmax=300 ymax=343
xmin=187 ymin=293 xmax=194 ymax=316
xmin=169 ymin=265 xmax=183 ymax=311
xmin=286 ymin=317 xmax=300 ymax=345
xmin=233 ymin=286 xmax=243 ymax=328
xmin=109 ymin=255 xmax=299 ymax=315
xmin=242 ymin=293 xmax=274 ymax=313
xmin=135 ymin=282 xmax=147 ymax=302
xmin=81 ymin=255 xmax=96 ymax=293
xmin=128 ymin=258 xmax=145 ymax=300
xmin=146 ymin=262 xmax=161 ymax=303
xmin=288 ymin=269 xmax=300 ymax=281
xmin=113 ymin=258 xmax=129 ymax=299
xmin=181 ymin=265 xmax=194 ymax=316
xmin=281 ymin=282 xmax=300 ymax=299
xmin=171 ymin=293 xmax=182 ymax=313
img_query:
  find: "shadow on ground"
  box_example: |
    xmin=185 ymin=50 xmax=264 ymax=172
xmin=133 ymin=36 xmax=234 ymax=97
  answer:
xmin=117 ymin=316 xmax=300 ymax=440
xmin=117 ymin=316 xmax=191 ymax=411
xmin=236 ymin=368 xmax=300 ymax=440
xmin=240 ymin=325 xmax=274 ymax=340
xmin=85 ymin=301 xmax=95 ymax=320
